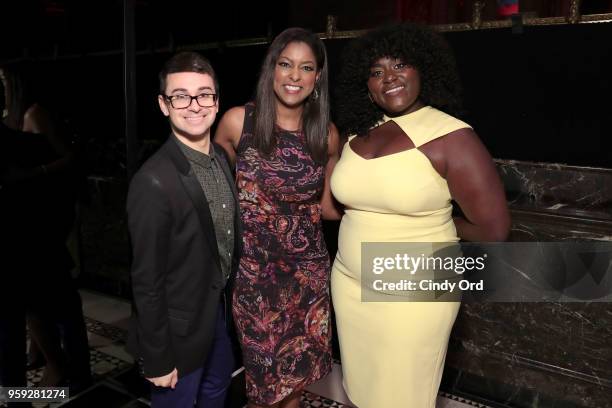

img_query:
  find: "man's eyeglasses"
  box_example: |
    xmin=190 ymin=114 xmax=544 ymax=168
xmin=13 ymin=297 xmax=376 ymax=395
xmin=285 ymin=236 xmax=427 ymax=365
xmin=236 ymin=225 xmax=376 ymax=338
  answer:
xmin=162 ymin=93 xmax=218 ymax=109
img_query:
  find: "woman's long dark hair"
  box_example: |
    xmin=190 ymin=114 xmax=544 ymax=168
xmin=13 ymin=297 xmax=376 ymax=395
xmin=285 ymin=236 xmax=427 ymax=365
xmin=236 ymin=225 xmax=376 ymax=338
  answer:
xmin=254 ymin=27 xmax=330 ymax=164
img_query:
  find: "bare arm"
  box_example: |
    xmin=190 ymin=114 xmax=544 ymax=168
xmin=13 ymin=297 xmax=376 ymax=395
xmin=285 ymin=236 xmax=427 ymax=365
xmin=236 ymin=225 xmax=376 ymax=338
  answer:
xmin=443 ymin=129 xmax=510 ymax=242
xmin=214 ymin=106 xmax=245 ymax=167
xmin=321 ymin=123 xmax=343 ymax=221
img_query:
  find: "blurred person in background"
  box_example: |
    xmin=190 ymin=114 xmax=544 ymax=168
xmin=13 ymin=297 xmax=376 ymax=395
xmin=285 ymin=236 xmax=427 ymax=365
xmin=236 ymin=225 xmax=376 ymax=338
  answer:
xmin=1 ymin=63 xmax=91 ymax=392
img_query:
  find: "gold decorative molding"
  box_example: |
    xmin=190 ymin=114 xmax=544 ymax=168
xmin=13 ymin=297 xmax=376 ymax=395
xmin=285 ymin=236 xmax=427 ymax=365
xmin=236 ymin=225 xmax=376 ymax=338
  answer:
xmin=320 ymin=29 xmax=367 ymax=40
xmin=568 ymin=0 xmax=582 ymax=24
xmin=581 ymin=13 xmax=612 ymax=23
xmin=322 ymin=13 xmax=612 ymax=38
xmin=435 ymin=23 xmax=474 ymax=32
xmin=471 ymin=1 xmax=486 ymax=29
xmin=479 ymin=20 xmax=513 ymax=30
xmin=6 ymin=11 xmax=612 ymax=64
xmin=223 ymin=11 xmax=612 ymax=43
xmin=327 ymin=12 xmax=612 ymax=37
xmin=326 ymin=15 xmax=338 ymax=38
xmin=522 ymin=16 xmax=568 ymax=26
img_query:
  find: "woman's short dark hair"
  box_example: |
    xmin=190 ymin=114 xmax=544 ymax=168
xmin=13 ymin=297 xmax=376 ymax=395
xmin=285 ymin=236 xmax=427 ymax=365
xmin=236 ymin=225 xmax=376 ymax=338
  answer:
xmin=254 ymin=27 xmax=330 ymax=164
xmin=335 ymin=22 xmax=463 ymax=137
xmin=159 ymin=52 xmax=219 ymax=96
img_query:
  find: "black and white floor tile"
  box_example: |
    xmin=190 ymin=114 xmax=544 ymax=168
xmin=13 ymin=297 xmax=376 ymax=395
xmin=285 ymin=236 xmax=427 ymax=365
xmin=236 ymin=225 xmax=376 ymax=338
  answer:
xmin=84 ymin=317 xmax=127 ymax=344
xmin=302 ymin=391 xmax=349 ymax=407
xmin=26 ymin=349 xmax=130 ymax=388
xmin=438 ymin=392 xmax=495 ymax=408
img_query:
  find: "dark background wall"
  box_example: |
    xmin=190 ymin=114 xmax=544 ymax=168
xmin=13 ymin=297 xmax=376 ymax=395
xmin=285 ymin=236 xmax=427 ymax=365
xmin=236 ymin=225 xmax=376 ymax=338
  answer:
xmin=449 ymin=22 xmax=612 ymax=168
xmin=9 ymin=20 xmax=611 ymax=175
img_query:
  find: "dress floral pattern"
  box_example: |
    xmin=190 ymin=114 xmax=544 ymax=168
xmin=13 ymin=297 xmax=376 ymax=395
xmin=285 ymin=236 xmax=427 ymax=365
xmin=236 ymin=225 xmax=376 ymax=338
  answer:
xmin=233 ymin=105 xmax=332 ymax=405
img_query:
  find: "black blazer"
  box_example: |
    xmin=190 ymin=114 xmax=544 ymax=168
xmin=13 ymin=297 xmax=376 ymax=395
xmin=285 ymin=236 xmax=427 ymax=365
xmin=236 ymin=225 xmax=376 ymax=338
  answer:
xmin=126 ymin=137 xmax=241 ymax=378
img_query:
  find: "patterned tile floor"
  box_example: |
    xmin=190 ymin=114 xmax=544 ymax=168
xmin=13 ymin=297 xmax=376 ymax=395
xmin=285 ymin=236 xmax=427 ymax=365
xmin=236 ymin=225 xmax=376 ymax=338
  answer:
xmin=2 ymin=290 xmax=489 ymax=408
xmin=302 ymin=391 xmax=349 ymax=407
xmin=26 ymin=349 xmax=131 ymax=387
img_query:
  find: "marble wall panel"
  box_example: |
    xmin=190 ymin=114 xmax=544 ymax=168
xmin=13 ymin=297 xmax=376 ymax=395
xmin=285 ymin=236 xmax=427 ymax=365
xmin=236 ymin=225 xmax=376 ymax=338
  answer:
xmin=496 ymin=160 xmax=612 ymax=223
xmin=444 ymin=160 xmax=612 ymax=407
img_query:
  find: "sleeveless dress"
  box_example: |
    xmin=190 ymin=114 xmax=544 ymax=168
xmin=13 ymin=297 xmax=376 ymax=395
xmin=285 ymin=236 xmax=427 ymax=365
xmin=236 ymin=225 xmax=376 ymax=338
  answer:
xmin=233 ymin=104 xmax=332 ymax=405
xmin=330 ymin=106 xmax=469 ymax=408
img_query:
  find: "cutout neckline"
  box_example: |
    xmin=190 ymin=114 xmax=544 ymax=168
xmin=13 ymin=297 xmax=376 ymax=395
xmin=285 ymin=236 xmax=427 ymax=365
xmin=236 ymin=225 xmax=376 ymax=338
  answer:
xmin=347 ymin=141 xmax=418 ymax=161
xmin=347 ymin=119 xmax=417 ymax=160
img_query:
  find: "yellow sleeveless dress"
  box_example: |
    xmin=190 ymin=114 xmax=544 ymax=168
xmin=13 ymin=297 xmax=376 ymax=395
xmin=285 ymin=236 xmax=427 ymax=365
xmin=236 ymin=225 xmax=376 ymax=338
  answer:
xmin=330 ymin=106 xmax=470 ymax=408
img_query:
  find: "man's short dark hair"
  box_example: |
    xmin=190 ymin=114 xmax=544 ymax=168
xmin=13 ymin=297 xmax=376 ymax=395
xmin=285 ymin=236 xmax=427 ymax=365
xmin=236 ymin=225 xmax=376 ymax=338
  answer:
xmin=159 ymin=52 xmax=219 ymax=96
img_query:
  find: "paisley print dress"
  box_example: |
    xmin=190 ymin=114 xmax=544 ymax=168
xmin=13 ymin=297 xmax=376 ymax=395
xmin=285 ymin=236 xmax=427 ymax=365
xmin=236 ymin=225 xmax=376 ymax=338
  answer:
xmin=233 ymin=104 xmax=332 ymax=405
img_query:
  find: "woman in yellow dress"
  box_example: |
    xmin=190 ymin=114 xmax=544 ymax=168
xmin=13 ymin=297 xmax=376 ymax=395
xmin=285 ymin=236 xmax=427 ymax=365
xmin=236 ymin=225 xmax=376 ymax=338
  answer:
xmin=330 ymin=23 xmax=510 ymax=407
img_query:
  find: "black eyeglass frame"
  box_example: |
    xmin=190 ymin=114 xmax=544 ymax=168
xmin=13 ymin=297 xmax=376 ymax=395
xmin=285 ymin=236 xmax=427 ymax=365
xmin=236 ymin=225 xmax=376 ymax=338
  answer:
xmin=161 ymin=93 xmax=218 ymax=109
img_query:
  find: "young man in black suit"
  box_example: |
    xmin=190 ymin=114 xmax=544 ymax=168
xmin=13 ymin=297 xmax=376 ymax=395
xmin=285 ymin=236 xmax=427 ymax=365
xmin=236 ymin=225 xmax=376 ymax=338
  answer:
xmin=127 ymin=52 xmax=240 ymax=408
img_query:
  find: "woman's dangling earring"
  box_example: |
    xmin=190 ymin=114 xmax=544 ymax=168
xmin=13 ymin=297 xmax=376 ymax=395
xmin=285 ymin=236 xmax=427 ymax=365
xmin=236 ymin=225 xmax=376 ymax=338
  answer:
xmin=311 ymin=87 xmax=319 ymax=101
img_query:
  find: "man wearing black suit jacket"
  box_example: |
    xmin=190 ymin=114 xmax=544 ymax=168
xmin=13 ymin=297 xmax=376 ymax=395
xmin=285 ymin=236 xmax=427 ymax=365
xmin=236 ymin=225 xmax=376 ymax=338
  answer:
xmin=127 ymin=52 xmax=240 ymax=408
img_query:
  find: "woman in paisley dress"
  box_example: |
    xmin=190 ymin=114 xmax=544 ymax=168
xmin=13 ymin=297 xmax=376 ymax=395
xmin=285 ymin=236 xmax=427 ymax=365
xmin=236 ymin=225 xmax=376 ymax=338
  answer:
xmin=215 ymin=27 xmax=341 ymax=408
